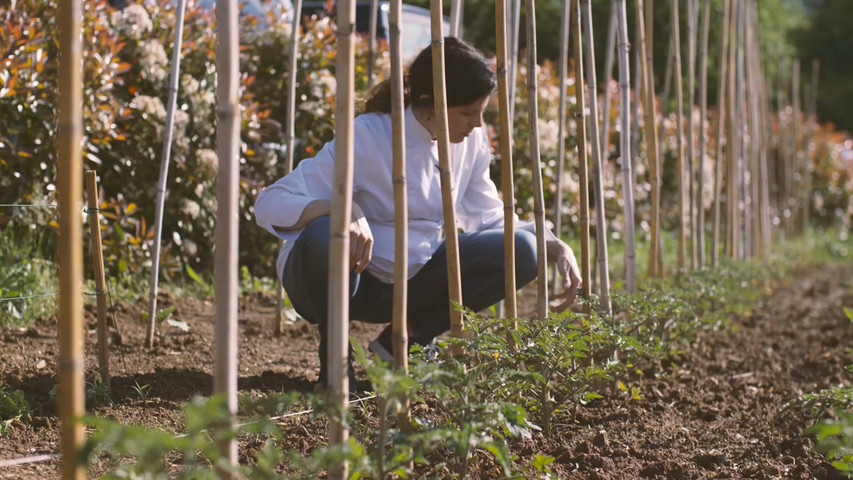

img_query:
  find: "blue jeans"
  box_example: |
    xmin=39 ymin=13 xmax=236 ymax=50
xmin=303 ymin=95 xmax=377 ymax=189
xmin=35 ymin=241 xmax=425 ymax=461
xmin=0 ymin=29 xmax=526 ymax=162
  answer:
xmin=282 ymin=216 xmax=538 ymax=380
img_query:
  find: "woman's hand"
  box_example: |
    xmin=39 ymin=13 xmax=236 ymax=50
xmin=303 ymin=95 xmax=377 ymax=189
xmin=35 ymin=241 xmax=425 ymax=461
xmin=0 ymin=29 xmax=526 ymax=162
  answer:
xmin=350 ymin=203 xmax=373 ymax=273
xmin=547 ymin=239 xmax=582 ymax=313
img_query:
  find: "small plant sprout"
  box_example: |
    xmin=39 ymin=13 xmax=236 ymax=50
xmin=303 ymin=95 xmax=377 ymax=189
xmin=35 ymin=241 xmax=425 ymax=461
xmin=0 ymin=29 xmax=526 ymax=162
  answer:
xmin=131 ymin=381 xmax=151 ymax=403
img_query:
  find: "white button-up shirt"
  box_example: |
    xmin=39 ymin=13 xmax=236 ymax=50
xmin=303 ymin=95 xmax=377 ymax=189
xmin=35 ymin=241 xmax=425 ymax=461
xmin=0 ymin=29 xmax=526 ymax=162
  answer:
xmin=255 ymin=107 xmax=535 ymax=283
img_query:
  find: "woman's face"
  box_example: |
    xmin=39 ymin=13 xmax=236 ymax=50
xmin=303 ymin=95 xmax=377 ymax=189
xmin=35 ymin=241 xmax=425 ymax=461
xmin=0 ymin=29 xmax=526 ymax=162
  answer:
xmin=446 ymin=94 xmax=490 ymax=143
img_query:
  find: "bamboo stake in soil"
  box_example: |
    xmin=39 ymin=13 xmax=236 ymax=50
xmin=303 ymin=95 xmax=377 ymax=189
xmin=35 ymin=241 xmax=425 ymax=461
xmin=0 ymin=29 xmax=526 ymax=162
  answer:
xmin=572 ymin=0 xmax=591 ymax=312
xmin=712 ymin=0 xmax=731 ymax=268
xmin=86 ymin=171 xmax=110 ymax=389
xmin=214 ymin=0 xmax=240 ymax=470
xmin=551 ymin=0 xmax=570 ymax=289
xmin=686 ymin=0 xmax=697 ymax=269
xmin=388 ymin=0 xmax=410 ymax=431
xmin=58 ymin=0 xmax=85 ymax=475
xmin=277 ymin=0 xmax=304 ymax=335
xmin=697 ymin=0 xmax=710 ymax=268
xmin=735 ymin=0 xmax=749 ymax=258
xmin=496 ymin=0 xmax=517 ymax=321
xmin=328 ymin=0 xmax=356 ymax=477
xmin=600 ymin=3 xmax=617 ymax=162
xmin=615 ymin=0 xmax=636 ymax=293
xmin=146 ymin=0 xmax=188 ymax=349
xmin=637 ymin=0 xmax=662 ymax=278
xmin=581 ymin=0 xmax=612 ymax=316
xmin=671 ymin=0 xmax=687 ymax=271
xmin=725 ymin=0 xmax=738 ymax=259
xmin=525 ymin=0 xmax=549 ymax=319
xmin=430 ymin=1 xmax=465 ymax=339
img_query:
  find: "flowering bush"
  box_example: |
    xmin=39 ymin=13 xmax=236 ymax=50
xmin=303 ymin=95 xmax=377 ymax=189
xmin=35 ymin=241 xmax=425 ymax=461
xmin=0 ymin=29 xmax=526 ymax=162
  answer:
xmin=1 ymin=0 xmax=850 ymax=286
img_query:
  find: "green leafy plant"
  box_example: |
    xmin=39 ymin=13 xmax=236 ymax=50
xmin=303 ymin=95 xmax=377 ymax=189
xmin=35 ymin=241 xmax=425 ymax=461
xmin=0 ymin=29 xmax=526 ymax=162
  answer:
xmin=86 ymin=375 xmax=113 ymax=407
xmin=0 ymin=386 xmax=30 ymax=436
xmin=131 ymin=381 xmax=152 ymax=404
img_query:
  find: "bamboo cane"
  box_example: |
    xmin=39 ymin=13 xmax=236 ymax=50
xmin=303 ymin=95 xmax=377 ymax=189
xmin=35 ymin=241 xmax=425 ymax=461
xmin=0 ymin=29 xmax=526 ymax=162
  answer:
xmin=277 ymin=0 xmax=303 ymax=335
xmin=214 ymin=0 xmax=240 ymax=470
xmin=686 ymin=0 xmax=697 ymax=269
xmin=86 ymin=171 xmax=110 ymax=389
xmin=146 ymin=0 xmax=188 ymax=349
xmin=328 ymin=0 xmax=356 ymax=477
xmin=525 ymin=0 xmax=549 ymax=319
xmin=58 ymin=0 xmax=84 ymax=476
xmin=509 ymin=0 xmax=522 ymax=125
xmin=758 ymin=33 xmax=773 ymax=249
xmin=670 ymin=0 xmax=687 ymax=271
xmin=430 ymin=1 xmax=465 ymax=340
xmin=572 ymin=0 xmax=591 ymax=312
xmin=659 ymin=33 xmax=674 ymax=159
xmin=725 ymin=0 xmax=737 ymax=259
xmin=749 ymin=4 xmax=763 ymax=254
xmin=615 ymin=0 xmax=635 ymax=293
xmin=803 ymin=58 xmax=819 ymax=232
xmin=496 ymin=0 xmax=518 ymax=321
xmin=780 ymin=56 xmax=793 ymax=238
xmin=748 ymin=3 xmax=770 ymax=253
xmin=791 ymin=58 xmax=801 ymax=235
xmin=697 ymin=0 xmax=710 ymax=267
xmin=450 ymin=0 xmax=462 ymax=38
xmin=581 ymin=0 xmax=612 ymax=316
xmin=635 ymin=0 xmax=661 ymax=279
xmin=745 ymin=4 xmax=760 ymax=256
xmin=367 ymin=0 xmax=378 ymax=89
xmin=735 ymin=0 xmax=752 ymax=259
xmin=388 ymin=0 xmax=410 ymax=433
xmin=551 ymin=0 xmax=570 ymax=289
xmin=600 ymin=3 xmax=617 ymax=162
xmin=712 ymin=0 xmax=731 ymax=268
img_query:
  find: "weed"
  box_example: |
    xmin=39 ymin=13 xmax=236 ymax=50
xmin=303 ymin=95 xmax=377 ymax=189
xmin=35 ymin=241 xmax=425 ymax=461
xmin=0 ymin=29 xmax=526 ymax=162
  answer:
xmin=0 ymin=386 xmax=30 ymax=435
xmin=86 ymin=375 xmax=113 ymax=407
xmin=131 ymin=381 xmax=152 ymax=404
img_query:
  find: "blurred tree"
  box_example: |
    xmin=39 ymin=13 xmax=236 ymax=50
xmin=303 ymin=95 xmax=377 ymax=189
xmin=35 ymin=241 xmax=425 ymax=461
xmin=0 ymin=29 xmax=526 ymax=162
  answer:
xmin=407 ymin=0 xmax=804 ymax=108
xmin=792 ymin=0 xmax=853 ymax=133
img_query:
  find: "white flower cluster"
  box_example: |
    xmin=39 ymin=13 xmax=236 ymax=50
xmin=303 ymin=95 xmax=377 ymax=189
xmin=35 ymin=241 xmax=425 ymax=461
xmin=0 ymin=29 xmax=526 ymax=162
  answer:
xmin=129 ymin=95 xmax=166 ymax=122
xmin=139 ymin=40 xmax=169 ymax=83
xmin=110 ymin=4 xmax=153 ymax=41
xmin=196 ymin=148 xmax=218 ymax=172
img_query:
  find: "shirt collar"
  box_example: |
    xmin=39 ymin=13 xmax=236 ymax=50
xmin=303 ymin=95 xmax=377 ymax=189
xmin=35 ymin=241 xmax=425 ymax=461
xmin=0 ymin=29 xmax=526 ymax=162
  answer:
xmin=406 ymin=106 xmax=435 ymax=146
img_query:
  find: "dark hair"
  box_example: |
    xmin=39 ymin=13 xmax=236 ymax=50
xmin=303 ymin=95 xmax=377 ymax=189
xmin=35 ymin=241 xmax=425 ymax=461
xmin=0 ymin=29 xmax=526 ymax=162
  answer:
xmin=362 ymin=37 xmax=497 ymax=114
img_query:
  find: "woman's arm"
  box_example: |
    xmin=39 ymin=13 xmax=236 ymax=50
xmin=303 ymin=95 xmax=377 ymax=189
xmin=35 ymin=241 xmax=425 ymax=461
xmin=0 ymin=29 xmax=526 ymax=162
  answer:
xmin=547 ymin=238 xmax=582 ymax=312
xmin=271 ymin=199 xmax=373 ymax=274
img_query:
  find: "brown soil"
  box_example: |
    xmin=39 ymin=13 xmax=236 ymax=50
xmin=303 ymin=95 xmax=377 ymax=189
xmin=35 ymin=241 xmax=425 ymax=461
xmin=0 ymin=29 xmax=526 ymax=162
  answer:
xmin=1 ymin=262 xmax=852 ymax=479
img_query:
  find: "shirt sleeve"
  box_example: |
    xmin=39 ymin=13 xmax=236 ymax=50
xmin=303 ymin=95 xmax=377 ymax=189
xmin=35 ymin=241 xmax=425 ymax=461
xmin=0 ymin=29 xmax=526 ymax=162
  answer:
xmin=455 ymin=129 xmax=560 ymax=244
xmin=456 ymin=129 xmax=509 ymax=232
xmin=253 ymin=139 xmax=336 ymax=239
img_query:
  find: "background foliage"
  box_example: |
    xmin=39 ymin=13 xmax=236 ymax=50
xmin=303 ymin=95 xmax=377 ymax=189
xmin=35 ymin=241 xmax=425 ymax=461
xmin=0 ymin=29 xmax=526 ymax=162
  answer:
xmin=0 ymin=0 xmax=850 ymax=295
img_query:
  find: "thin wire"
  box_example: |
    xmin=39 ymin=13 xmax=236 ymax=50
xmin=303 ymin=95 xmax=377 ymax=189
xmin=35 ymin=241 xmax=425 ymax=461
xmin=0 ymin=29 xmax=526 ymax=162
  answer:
xmin=0 ymin=292 xmax=60 ymax=302
xmin=0 ymin=291 xmax=105 ymax=303
xmin=0 ymin=204 xmax=57 ymax=208
xmin=0 ymin=453 xmax=61 ymax=468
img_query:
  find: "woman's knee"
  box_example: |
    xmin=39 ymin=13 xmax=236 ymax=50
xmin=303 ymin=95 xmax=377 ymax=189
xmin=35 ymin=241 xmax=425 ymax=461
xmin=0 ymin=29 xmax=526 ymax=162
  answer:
xmin=514 ymin=230 xmax=538 ymax=284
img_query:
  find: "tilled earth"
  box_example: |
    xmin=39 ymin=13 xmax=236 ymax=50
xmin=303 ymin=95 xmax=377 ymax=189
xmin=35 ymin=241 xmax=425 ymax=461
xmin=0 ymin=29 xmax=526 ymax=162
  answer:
xmin=1 ymin=262 xmax=852 ymax=479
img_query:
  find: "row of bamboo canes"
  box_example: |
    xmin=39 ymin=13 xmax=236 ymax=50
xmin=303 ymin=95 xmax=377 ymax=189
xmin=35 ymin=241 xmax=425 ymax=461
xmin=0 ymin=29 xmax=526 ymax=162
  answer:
xmin=55 ymin=0 xmax=819 ymax=478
